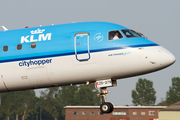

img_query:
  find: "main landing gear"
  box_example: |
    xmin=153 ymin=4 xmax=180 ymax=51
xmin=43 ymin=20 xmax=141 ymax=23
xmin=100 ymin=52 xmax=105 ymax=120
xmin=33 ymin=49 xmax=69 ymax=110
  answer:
xmin=98 ymin=87 xmax=114 ymax=113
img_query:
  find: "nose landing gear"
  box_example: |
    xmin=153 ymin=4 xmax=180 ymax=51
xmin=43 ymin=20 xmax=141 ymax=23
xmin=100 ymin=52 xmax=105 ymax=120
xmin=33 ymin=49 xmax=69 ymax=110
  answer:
xmin=98 ymin=87 xmax=114 ymax=113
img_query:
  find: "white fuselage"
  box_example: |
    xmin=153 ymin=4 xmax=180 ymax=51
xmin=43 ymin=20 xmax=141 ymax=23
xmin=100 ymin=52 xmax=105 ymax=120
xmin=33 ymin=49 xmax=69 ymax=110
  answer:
xmin=0 ymin=46 xmax=175 ymax=92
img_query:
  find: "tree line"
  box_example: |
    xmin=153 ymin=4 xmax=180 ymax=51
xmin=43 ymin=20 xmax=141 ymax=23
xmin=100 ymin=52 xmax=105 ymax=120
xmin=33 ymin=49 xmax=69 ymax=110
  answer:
xmin=131 ymin=77 xmax=180 ymax=106
xmin=0 ymin=84 xmax=99 ymax=120
xmin=0 ymin=77 xmax=179 ymax=120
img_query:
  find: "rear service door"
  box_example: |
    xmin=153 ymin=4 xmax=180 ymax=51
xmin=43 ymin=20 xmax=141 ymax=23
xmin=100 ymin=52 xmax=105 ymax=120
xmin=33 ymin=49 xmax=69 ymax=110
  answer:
xmin=74 ymin=33 xmax=90 ymax=61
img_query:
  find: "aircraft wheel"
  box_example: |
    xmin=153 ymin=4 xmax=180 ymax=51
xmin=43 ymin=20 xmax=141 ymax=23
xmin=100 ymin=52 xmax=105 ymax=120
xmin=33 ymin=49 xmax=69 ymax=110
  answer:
xmin=100 ymin=102 xmax=114 ymax=113
xmin=106 ymin=102 xmax=114 ymax=113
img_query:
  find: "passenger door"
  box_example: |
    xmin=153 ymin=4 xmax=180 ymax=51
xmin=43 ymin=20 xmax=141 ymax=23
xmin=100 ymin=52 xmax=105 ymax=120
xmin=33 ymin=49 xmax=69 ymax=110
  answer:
xmin=74 ymin=33 xmax=90 ymax=61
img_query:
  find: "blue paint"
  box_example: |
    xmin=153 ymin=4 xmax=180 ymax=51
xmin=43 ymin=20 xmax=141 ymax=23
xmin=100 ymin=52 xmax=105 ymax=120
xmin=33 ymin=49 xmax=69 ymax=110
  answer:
xmin=0 ymin=22 xmax=158 ymax=63
xmin=19 ymin=59 xmax=52 ymax=67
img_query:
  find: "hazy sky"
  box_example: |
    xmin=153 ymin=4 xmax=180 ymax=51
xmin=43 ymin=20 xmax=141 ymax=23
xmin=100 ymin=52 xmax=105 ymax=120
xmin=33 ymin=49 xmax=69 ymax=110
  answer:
xmin=0 ymin=0 xmax=179 ymax=105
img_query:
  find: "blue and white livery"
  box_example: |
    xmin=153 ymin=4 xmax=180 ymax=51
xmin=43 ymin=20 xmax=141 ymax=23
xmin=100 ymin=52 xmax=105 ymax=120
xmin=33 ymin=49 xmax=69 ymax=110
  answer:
xmin=0 ymin=22 xmax=175 ymax=113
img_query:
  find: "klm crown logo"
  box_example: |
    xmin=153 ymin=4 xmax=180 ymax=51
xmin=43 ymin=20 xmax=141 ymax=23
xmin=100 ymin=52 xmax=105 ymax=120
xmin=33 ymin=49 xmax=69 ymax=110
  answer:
xmin=30 ymin=29 xmax=45 ymax=34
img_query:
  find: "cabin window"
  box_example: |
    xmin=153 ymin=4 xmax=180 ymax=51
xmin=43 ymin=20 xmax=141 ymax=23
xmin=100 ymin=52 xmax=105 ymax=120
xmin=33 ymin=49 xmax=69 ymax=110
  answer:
xmin=17 ymin=44 xmax=22 ymax=50
xmin=121 ymin=29 xmax=141 ymax=38
xmin=31 ymin=43 xmax=36 ymax=49
xmin=3 ymin=45 xmax=8 ymax=52
xmin=108 ymin=30 xmax=123 ymax=40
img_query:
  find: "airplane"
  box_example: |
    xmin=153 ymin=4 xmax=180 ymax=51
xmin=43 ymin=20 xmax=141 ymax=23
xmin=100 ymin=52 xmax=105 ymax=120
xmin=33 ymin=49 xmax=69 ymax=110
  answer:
xmin=0 ymin=21 xmax=175 ymax=113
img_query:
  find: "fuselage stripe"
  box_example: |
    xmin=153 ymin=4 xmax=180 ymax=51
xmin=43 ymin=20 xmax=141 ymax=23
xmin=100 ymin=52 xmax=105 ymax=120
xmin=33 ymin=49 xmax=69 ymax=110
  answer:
xmin=0 ymin=43 xmax=159 ymax=63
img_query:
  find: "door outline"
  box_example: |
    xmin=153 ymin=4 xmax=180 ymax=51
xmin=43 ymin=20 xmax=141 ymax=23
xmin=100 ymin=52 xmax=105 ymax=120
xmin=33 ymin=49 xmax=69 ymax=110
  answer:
xmin=74 ymin=32 xmax=90 ymax=61
xmin=26 ymin=67 xmax=51 ymax=88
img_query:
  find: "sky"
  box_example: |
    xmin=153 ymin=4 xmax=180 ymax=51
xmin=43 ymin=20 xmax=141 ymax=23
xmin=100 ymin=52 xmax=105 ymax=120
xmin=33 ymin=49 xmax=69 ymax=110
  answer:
xmin=0 ymin=0 xmax=179 ymax=105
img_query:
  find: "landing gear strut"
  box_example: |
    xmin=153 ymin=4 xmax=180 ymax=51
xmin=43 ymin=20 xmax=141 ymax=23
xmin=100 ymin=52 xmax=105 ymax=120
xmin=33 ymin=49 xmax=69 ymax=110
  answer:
xmin=98 ymin=87 xmax=114 ymax=113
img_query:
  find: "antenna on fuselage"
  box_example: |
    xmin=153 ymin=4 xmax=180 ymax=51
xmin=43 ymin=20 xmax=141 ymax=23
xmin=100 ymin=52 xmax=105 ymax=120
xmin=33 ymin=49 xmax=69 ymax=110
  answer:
xmin=2 ymin=26 xmax=8 ymax=31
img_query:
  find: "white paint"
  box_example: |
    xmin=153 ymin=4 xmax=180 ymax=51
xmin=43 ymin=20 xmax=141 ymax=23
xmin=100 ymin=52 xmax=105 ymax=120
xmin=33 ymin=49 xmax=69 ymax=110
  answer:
xmin=39 ymin=33 xmax=52 ymax=41
xmin=30 ymin=28 xmax=45 ymax=34
xmin=21 ymin=33 xmax=52 ymax=43
xmin=95 ymin=79 xmax=112 ymax=88
xmin=0 ymin=46 xmax=175 ymax=92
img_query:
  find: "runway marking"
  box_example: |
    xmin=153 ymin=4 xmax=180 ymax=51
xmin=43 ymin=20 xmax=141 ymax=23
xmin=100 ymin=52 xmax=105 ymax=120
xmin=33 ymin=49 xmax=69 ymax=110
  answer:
xmin=1 ymin=75 xmax=9 ymax=91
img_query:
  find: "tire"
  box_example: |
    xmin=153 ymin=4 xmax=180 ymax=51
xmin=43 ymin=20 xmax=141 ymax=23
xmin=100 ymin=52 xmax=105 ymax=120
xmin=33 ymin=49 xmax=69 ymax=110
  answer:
xmin=100 ymin=102 xmax=111 ymax=113
xmin=106 ymin=102 xmax=114 ymax=113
